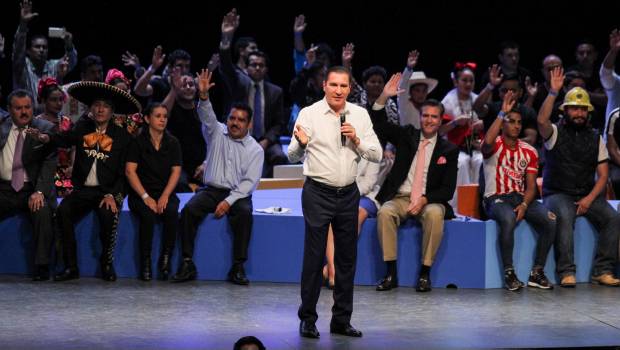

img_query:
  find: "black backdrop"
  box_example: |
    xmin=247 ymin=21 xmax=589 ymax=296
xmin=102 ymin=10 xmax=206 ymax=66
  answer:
xmin=1 ymin=0 xmax=619 ymax=107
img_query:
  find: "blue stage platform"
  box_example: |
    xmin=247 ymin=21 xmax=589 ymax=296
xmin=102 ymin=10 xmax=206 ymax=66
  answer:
xmin=0 ymin=189 xmax=616 ymax=288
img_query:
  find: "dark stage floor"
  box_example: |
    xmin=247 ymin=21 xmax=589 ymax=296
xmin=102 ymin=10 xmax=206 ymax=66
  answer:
xmin=1 ymin=275 xmax=620 ymax=349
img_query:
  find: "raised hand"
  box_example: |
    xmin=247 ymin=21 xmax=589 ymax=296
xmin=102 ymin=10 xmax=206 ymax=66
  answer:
xmin=501 ymin=90 xmax=516 ymax=114
xmin=294 ymin=14 xmax=307 ymax=34
xmin=305 ymin=44 xmax=318 ymax=66
xmin=151 ymin=45 xmax=165 ymax=70
xmin=170 ymin=66 xmax=183 ymax=92
xmin=57 ymin=55 xmax=70 ymax=80
xmin=609 ymin=29 xmax=620 ymax=51
xmin=20 ymin=0 xmax=38 ymax=23
xmin=549 ymin=67 xmax=564 ymax=94
xmin=524 ymin=76 xmax=538 ymax=98
xmin=121 ymin=51 xmax=141 ymax=68
xmin=382 ymin=73 xmax=403 ymax=97
xmin=196 ymin=68 xmax=215 ymax=97
xmin=406 ymin=50 xmax=419 ymax=69
xmin=342 ymin=43 xmax=355 ymax=67
xmin=221 ymin=8 xmax=239 ymax=36
xmin=488 ymin=64 xmax=503 ymax=87
xmin=63 ymin=30 xmax=73 ymax=48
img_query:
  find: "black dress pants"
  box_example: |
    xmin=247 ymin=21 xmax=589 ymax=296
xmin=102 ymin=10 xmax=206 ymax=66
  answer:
xmin=180 ymin=186 xmax=253 ymax=265
xmin=298 ymin=178 xmax=360 ymax=326
xmin=128 ymin=193 xmax=179 ymax=258
xmin=0 ymin=182 xmax=53 ymax=266
xmin=56 ymin=186 xmax=120 ymax=268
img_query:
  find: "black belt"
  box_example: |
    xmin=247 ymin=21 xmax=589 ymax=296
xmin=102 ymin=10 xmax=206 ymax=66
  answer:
xmin=306 ymin=177 xmax=356 ymax=194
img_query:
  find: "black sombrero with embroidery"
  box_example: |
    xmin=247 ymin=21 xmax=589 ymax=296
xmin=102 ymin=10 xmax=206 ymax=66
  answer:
xmin=67 ymin=81 xmax=142 ymax=114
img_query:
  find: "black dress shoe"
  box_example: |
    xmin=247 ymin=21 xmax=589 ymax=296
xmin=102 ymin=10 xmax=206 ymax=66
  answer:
xmin=330 ymin=323 xmax=363 ymax=337
xmin=376 ymin=275 xmax=398 ymax=291
xmin=101 ymin=263 xmax=117 ymax=282
xmin=158 ymin=251 xmax=172 ymax=281
xmin=32 ymin=265 xmax=50 ymax=281
xmin=228 ymin=266 xmax=249 ymax=285
xmin=54 ymin=267 xmax=79 ymax=282
xmin=140 ymin=258 xmax=152 ymax=281
xmin=416 ymin=274 xmax=432 ymax=292
xmin=299 ymin=321 xmax=320 ymax=338
xmin=172 ymin=259 xmax=197 ymax=282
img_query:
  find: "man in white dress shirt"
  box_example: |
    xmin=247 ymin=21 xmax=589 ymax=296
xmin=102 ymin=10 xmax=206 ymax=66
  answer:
xmin=288 ymin=66 xmax=381 ymax=339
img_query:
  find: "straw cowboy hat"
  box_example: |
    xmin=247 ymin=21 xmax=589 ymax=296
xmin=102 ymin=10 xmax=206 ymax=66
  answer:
xmin=407 ymin=71 xmax=438 ymax=93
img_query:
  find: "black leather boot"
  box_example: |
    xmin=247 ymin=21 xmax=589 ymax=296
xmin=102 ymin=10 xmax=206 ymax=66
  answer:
xmin=172 ymin=258 xmax=197 ymax=282
xmin=101 ymin=262 xmax=117 ymax=282
xmin=140 ymin=257 xmax=152 ymax=281
xmin=54 ymin=266 xmax=79 ymax=282
xmin=158 ymin=249 xmax=172 ymax=281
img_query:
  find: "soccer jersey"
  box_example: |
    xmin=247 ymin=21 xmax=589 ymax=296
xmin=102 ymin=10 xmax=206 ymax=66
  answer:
xmin=483 ymin=136 xmax=538 ymax=197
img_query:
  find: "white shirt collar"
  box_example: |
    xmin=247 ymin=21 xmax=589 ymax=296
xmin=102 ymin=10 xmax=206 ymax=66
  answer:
xmin=319 ymin=98 xmax=350 ymax=117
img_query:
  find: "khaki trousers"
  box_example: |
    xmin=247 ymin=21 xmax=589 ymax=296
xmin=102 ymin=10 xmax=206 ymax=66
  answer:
xmin=377 ymin=194 xmax=445 ymax=266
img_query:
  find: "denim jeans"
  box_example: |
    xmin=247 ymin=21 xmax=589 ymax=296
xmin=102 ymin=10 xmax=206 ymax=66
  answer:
xmin=543 ymin=193 xmax=620 ymax=277
xmin=484 ymin=192 xmax=556 ymax=270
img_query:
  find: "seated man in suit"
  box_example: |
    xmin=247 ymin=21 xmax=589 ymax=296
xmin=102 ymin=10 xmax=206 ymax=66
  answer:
xmin=219 ymin=8 xmax=287 ymax=177
xmin=0 ymin=89 xmax=56 ymax=280
xmin=54 ymin=82 xmax=141 ymax=282
xmin=371 ymin=73 xmax=458 ymax=292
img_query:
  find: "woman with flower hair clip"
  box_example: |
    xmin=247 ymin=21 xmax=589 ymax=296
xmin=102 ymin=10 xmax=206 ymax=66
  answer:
xmin=35 ymin=77 xmax=74 ymax=197
xmin=105 ymin=68 xmax=144 ymax=137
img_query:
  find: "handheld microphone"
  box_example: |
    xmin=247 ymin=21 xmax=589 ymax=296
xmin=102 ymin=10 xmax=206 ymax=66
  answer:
xmin=340 ymin=113 xmax=346 ymax=147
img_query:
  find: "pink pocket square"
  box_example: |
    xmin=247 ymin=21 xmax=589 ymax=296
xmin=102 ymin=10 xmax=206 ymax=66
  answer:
xmin=436 ymin=156 xmax=447 ymax=164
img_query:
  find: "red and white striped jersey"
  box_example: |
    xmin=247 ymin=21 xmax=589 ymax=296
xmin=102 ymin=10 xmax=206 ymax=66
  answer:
xmin=483 ymin=136 xmax=538 ymax=197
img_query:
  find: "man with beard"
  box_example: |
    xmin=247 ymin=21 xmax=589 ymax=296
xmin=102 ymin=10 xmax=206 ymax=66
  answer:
xmin=538 ymin=67 xmax=620 ymax=287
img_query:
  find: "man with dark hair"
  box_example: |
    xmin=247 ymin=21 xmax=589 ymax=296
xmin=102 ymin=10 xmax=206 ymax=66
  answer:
xmin=172 ymin=69 xmax=263 ymax=285
xmin=161 ymin=71 xmax=205 ymax=192
xmin=474 ymin=68 xmax=538 ymax=146
xmin=538 ymin=67 xmax=620 ymax=287
xmin=479 ymin=40 xmax=532 ymax=102
xmin=482 ymin=90 xmax=555 ymax=291
xmin=61 ymin=55 xmax=104 ymax=121
xmin=0 ymin=89 xmax=56 ymax=281
xmin=371 ymin=74 xmax=458 ymax=294
xmin=233 ymin=336 xmax=265 ymax=350
xmin=219 ymin=9 xmax=287 ymax=177
xmin=234 ymin=36 xmax=258 ymax=74
xmin=134 ymin=46 xmax=192 ymax=103
xmin=289 ymin=65 xmax=381 ymax=339
xmin=54 ymin=82 xmax=140 ymax=282
xmin=12 ymin=0 xmax=77 ymax=113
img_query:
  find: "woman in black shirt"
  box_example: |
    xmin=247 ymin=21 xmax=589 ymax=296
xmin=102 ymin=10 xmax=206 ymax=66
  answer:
xmin=126 ymin=103 xmax=182 ymax=280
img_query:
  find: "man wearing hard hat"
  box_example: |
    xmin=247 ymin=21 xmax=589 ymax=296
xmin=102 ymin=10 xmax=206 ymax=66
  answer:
xmin=538 ymin=67 xmax=620 ymax=287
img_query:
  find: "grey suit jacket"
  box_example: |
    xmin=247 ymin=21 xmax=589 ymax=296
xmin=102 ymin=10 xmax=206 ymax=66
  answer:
xmin=0 ymin=116 xmax=57 ymax=198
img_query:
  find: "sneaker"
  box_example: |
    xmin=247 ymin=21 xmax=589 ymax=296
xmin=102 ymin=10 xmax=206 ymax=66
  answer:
xmin=527 ymin=269 xmax=553 ymax=290
xmin=504 ymin=269 xmax=523 ymax=291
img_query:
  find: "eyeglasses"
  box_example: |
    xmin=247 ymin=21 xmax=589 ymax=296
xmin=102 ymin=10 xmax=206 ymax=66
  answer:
xmin=248 ymin=63 xmax=266 ymax=69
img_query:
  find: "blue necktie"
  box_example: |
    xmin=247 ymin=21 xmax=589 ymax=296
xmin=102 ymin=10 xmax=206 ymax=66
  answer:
xmin=253 ymin=83 xmax=263 ymax=139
